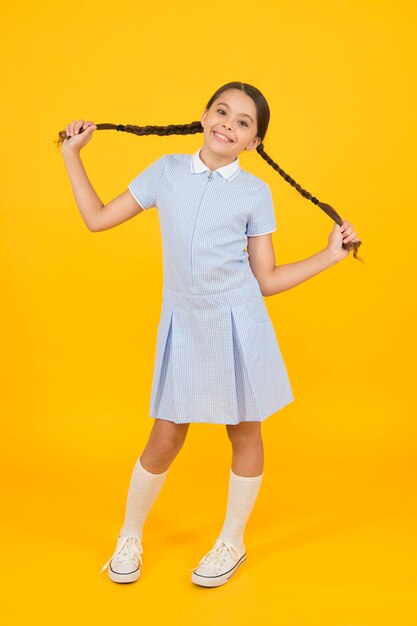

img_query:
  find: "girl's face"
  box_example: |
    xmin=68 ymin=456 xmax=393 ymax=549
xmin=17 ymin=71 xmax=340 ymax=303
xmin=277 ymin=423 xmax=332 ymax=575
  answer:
xmin=200 ymin=89 xmax=261 ymax=159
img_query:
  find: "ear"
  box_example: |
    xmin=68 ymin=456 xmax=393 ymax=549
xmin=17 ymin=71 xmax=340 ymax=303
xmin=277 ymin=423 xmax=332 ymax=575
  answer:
xmin=246 ymin=136 xmax=262 ymax=151
xmin=200 ymin=109 xmax=208 ymax=127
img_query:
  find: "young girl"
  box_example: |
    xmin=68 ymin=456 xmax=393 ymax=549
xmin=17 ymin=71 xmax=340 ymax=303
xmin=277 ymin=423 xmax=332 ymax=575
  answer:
xmin=60 ymin=81 xmax=361 ymax=588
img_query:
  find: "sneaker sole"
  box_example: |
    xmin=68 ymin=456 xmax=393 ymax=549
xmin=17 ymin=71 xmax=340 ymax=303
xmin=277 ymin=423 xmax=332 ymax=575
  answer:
xmin=191 ymin=553 xmax=246 ymax=587
xmin=108 ymin=564 xmax=141 ymax=584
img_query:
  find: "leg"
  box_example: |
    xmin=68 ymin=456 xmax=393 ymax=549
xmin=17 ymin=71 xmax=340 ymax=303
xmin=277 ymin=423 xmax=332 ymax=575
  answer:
xmin=226 ymin=421 xmax=264 ymax=476
xmin=119 ymin=418 xmax=190 ymax=539
xmin=190 ymin=422 xmax=264 ymax=587
xmin=100 ymin=419 xmax=190 ymax=582
xmin=218 ymin=422 xmax=265 ymax=551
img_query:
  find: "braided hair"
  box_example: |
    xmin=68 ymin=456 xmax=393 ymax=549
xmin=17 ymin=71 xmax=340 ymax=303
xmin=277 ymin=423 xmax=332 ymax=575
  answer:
xmin=56 ymin=81 xmax=362 ymax=261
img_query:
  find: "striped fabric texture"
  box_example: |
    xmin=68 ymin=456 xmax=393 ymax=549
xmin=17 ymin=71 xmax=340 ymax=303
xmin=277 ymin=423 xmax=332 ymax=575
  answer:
xmin=128 ymin=148 xmax=294 ymax=424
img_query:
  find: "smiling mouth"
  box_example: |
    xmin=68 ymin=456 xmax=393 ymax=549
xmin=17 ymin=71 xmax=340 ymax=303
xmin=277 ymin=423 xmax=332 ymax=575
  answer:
xmin=212 ymin=130 xmax=234 ymax=143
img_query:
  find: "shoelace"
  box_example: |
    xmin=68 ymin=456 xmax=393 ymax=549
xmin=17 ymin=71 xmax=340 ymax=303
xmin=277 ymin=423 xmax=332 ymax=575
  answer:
xmin=188 ymin=538 xmax=242 ymax=575
xmin=98 ymin=536 xmax=143 ymax=575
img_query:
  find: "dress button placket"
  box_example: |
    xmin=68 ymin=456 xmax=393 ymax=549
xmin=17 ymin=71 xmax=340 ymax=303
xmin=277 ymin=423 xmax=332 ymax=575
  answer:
xmin=189 ymin=171 xmax=214 ymax=290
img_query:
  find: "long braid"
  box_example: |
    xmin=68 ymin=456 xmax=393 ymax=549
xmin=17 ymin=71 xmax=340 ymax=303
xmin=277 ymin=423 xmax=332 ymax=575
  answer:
xmin=56 ymin=117 xmax=362 ymax=262
xmin=56 ymin=121 xmax=203 ymax=144
xmin=256 ymin=142 xmax=362 ymax=261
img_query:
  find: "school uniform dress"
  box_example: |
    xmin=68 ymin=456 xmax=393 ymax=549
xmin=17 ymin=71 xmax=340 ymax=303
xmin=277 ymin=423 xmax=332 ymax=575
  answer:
xmin=128 ymin=148 xmax=294 ymax=425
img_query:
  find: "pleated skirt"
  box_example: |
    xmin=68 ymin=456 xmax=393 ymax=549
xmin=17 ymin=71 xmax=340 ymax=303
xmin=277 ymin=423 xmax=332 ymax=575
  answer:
xmin=147 ymin=280 xmax=294 ymax=425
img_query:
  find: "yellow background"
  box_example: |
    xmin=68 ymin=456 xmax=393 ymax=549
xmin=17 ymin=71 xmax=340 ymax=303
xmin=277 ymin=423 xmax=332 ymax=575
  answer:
xmin=1 ymin=0 xmax=416 ymax=623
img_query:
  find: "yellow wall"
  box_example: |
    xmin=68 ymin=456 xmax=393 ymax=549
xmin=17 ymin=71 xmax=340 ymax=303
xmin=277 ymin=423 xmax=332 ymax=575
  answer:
xmin=1 ymin=0 xmax=416 ymax=624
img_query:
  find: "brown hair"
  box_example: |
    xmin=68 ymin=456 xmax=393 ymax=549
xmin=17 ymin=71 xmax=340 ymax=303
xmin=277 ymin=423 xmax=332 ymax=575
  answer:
xmin=56 ymin=81 xmax=362 ymax=261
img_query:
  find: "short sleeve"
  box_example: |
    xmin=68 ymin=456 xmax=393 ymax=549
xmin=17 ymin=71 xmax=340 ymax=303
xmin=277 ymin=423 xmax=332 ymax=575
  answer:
xmin=246 ymin=182 xmax=277 ymax=236
xmin=128 ymin=154 xmax=167 ymax=210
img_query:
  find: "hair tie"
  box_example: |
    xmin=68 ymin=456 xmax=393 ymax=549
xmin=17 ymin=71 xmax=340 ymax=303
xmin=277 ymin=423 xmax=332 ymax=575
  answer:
xmin=311 ymin=196 xmax=319 ymax=205
xmin=117 ymin=124 xmax=125 ymax=132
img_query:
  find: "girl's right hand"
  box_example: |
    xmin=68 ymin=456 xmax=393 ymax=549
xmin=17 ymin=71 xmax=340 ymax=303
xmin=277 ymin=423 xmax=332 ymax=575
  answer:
xmin=62 ymin=120 xmax=97 ymax=153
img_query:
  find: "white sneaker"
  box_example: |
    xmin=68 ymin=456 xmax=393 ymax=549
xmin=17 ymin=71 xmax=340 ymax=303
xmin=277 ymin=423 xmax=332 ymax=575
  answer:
xmin=190 ymin=537 xmax=246 ymax=587
xmin=98 ymin=535 xmax=143 ymax=584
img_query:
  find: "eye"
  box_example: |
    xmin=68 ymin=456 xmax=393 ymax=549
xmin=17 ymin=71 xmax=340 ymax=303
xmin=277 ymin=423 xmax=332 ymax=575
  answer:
xmin=216 ymin=108 xmax=249 ymax=127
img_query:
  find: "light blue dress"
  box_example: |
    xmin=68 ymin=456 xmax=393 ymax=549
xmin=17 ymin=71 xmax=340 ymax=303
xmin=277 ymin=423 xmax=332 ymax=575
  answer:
xmin=128 ymin=148 xmax=294 ymax=425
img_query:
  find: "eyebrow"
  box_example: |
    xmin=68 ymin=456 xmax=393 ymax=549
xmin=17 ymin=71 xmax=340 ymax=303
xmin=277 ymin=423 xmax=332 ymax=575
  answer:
xmin=215 ymin=102 xmax=254 ymax=123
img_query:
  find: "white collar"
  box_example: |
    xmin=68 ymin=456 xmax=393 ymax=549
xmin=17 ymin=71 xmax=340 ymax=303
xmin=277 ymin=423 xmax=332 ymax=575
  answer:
xmin=190 ymin=148 xmax=241 ymax=181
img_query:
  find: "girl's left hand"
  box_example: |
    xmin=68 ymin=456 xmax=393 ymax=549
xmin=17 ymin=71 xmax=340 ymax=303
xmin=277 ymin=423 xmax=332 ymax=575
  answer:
xmin=325 ymin=220 xmax=360 ymax=262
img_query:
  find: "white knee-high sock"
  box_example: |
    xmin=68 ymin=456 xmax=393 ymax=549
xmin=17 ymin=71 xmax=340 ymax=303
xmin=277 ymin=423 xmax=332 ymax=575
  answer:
xmin=118 ymin=456 xmax=168 ymax=541
xmin=218 ymin=468 xmax=264 ymax=553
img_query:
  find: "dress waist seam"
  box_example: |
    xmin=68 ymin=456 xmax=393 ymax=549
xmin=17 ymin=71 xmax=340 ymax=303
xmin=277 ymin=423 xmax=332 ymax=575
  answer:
xmin=161 ymin=280 xmax=262 ymax=310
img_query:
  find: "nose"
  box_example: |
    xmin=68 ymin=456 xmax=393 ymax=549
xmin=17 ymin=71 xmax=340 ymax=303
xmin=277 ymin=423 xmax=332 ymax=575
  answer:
xmin=222 ymin=121 xmax=233 ymax=131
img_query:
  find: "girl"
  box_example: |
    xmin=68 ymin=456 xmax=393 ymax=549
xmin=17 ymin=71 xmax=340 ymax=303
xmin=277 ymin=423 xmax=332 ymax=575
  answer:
xmin=59 ymin=81 xmax=361 ymax=588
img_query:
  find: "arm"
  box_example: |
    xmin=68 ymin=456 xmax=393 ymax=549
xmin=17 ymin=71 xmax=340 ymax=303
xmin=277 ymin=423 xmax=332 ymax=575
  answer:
xmin=61 ymin=143 xmax=145 ymax=232
xmin=248 ymin=221 xmax=360 ymax=296
xmin=61 ymin=120 xmax=143 ymax=232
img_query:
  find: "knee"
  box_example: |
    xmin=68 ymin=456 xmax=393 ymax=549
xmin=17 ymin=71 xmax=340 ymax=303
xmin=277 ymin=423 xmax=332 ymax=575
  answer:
xmin=149 ymin=421 xmax=189 ymax=460
xmin=151 ymin=434 xmax=184 ymax=462
xmin=167 ymin=434 xmax=187 ymax=455
xmin=226 ymin=423 xmax=262 ymax=448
